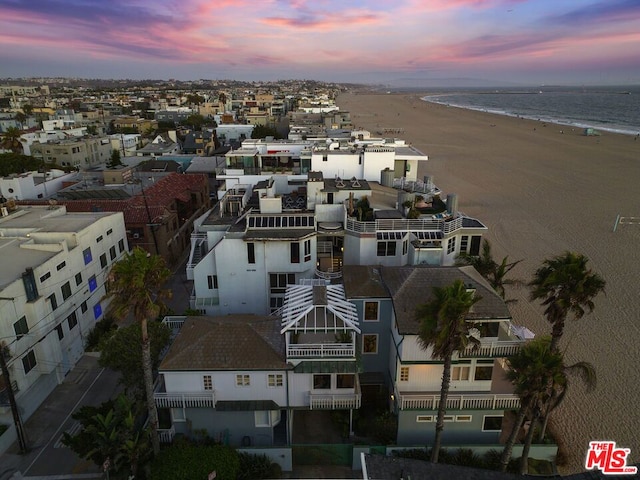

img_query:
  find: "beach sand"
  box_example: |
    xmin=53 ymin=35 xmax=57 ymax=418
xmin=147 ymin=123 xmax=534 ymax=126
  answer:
xmin=337 ymin=91 xmax=640 ymax=473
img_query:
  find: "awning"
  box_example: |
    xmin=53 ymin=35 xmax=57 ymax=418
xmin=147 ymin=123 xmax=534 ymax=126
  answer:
xmin=293 ymin=361 xmax=359 ymax=374
xmin=215 ymin=400 xmax=280 ymax=411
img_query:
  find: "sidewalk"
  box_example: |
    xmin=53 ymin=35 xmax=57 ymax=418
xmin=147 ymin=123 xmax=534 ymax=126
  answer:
xmin=0 ymin=355 xmax=120 ymax=480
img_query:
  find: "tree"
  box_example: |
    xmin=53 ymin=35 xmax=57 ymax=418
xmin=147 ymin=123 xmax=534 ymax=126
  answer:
xmin=108 ymin=149 xmax=122 ymax=168
xmin=184 ymin=114 xmax=205 ymax=131
xmin=1 ymin=127 xmax=23 ymax=154
xmin=457 ymin=240 xmax=522 ymax=301
xmin=186 ymin=93 xmax=204 ymax=106
xmin=499 ymin=336 xmax=596 ymax=473
xmin=529 ymin=252 xmax=605 ymax=351
xmin=251 ymin=124 xmax=279 ymax=139
xmin=62 ymin=393 xmax=151 ymax=477
xmin=104 ymin=247 xmax=172 ymax=456
xmin=14 ymin=112 xmax=27 ymax=129
xmin=22 ymin=104 xmax=33 ymax=116
xmin=99 ymin=321 xmax=171 ymax=397
xmin=416 ymin=280 xmax=480 ymax=463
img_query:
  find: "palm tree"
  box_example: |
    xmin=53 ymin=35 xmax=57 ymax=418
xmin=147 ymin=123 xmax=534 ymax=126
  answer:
xmin=499 ymin=336 xmax=596 ymax=473
xmin=416 ymin=279 xmax=480 ymax=463
xmin=1 ymin=126 xmax=23 ymax=154
xmin=104 ymin=247 xmax=171 ymax=456
xmin=457 ymin=240 xmax=521 ymax=301
xmin=529 ymin=252 xmax=605 ymax=351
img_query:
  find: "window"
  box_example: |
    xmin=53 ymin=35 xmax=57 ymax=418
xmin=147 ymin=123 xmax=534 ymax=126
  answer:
xmin=56 ymin=261 xmax=66 ymax=271
xmin=56 ymin=324 xmax=64 ymax=340
xmin=399 ymin=367 xmax=409 ymax=382
xmin=236 ymin=374 xmax=250 ymax=387
xmin=22 ymin=350 xmax=37 ymax=374
xmin=67 ymin=312 xmax=78 ymax=330
xmin=474 ymin=361 xmax=494 ymax=381
xmin=109 ymin=246 xmax=116 ymax=261
xmin=118 ymin=239 xmax=125 ymax=253
xmin=402 ymin=239 xmax=408 ymax=255
xmin=203 ymin=375 xmax=213 ymax=390
xmin=96 ymin=235 xmax=103 ymax=243
xmin=416 ymin=415 xmax=434 ymax=423
xmin=22 ymin=268 xmax=39 ymax=302
xmin=313 ymin=374 xmax=331 ymax=389
xmin=40 ymin=271 xmax=51 ymax=282
xmin=443 ymin=415 xmax=455 ymax=422
xmin=48 ymin=293 xmax=58 ymax=311
xmin=483 ymin=415 xmax=503 ymax=432
xmin=268 ymin=374 xmax=283 ymax=387
xmin=447 ymin=237 xmax=456 ymax=255
xmin=88 ymin=275 xmax=97 ymax=292
xmin=364 ymin=301 xmax=379 ymax=321
xmin=470 ymin=236 xmax=482 ymax=256
xmin=452 ymin=364 xmax=470 ymax=381
xmin=247 ymin=242 xmax=255 ymax=264
xmin=207 ymin=275 xmax=218 ymax=289
xmin=270 ymin=273 xmax=295 ymax=294
xmin=304 ymin=239 xmax=311 ymax=262
xmin=460 ymin=235 xmax=469 ymax=253
xmin=100 ymin=253 xmax=107 ymax=268
xmin=83 ymin=247 xmax=92 ymax=265
xmin=290 ymin=242 xmax=300 ymax=263
xmin=93 ymin=302 xmax=102 ymax=320
xmin=376 ymin=241 xmax=396 ymax=256
xmin=362 ymin=334 xmax=378 ymax=354
xmin=81 ymin=301 xmax=88 ymax=313
xmin=336 ymin=374 xmax=355 ymax=389
xmin=75 ymin=272 xmax=83 ymax=286
xmin=13 ymin=316 xmax=29 ymax=339
xmin=456 ymin=415 xmax=472 ymax=422
xmin=61 ymin=281 xmax=72 ymax=301
xmin=172 ymin=408 xmax=186 ymax=422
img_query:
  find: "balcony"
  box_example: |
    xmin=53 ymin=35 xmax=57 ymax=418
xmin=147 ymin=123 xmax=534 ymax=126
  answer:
xmin=154 ymin=391 xmax=216 ymax=409
xmin=396 ymin=392 xmax=520 ymax=411
xmin=345 ymin=216 xmax=463 ymax=235
xmin=459 ymin=341 xmax=524 ymax=358
xmin=310 ymin=379 xmax=362 ymax=410
xmin=158 ymin=426 xmax=175 ymax=444
xmin=287 ymin=342 xmax=354 ymax=359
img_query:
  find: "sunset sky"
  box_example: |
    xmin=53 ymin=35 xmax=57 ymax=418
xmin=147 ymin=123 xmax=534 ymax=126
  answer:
xmin=1 ymin=0 xmax=639 ymax=85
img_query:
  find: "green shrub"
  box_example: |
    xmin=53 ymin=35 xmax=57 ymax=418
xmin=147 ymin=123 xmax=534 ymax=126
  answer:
xmin=149 ymin=444 xmax=240 ymax=480
xmin=449 ymin=448 xmax=481 ymax=467
xmin=237 ymin=452 xmax=282 ymax=480
xmin=84 ymin=317 xmax=117 ymax=351
xmin=371 ymin=412 xmax=397 ymax=445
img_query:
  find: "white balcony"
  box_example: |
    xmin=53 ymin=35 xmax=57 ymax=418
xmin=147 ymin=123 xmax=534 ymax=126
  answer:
xmin=310 ymin=393 xmax=361 ymax=410
xmin=287 ymin=343 xmax=354 ymax=359
xmin=459 ymin=340 xmax=524 ymax=358
xmin=397 ymin=392 xmax=520 ymax=411
xmin=154 ymin=391 xmax=216 ymax=409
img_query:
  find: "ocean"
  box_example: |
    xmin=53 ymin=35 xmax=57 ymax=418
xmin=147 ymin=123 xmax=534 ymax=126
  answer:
xmin=420 ymin=85 xmax=640 ymax=136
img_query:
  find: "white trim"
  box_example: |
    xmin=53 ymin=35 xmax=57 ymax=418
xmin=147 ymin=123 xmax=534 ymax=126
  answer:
xmin=482 ymin=415 xmax=504 ymax=432
xmin=362 ymin=333 xmax=378 ymax=354
xmin=456 ymin=415 xmax=473 ymax=422
xmin=363 ymin=300 xmax=380 ymax=322
xmin=171 ymin=407 xmax=186 ymax=422
xmin=416 ymin=415 xmax=433 ymax=423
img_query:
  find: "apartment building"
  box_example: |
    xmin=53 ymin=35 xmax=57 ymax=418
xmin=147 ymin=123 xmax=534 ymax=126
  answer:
xmin=0 ymin=203 xmax=127 ymax=426
xmin=30 ymin=137 xmax=112 ymax=168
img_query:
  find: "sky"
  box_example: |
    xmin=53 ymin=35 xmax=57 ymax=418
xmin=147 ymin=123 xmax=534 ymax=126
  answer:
xmin=0 ymin=0 xmax=639 ymax=86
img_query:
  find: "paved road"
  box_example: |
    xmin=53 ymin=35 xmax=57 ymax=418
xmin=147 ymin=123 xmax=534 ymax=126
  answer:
xmin=0 ymin=355 xmax=120 ymax=479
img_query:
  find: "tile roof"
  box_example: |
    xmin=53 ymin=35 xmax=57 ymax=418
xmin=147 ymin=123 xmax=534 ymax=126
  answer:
xmin=160 ymin=315 xmax=287 ymax=371
xmin=380 ymin=265 xmax=512 ymax=335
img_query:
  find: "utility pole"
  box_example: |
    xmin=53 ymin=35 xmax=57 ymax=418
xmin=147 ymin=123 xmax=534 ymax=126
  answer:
xmin=0 ymin=345 xmax=28 ymax=453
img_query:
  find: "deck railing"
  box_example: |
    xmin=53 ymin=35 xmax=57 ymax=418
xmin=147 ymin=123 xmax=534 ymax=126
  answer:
xmin=287 ymin=343 xmax=354 ymax=358
xmin=459 ymin=340 xmax=524 ymax=358
xmin=345 ymin=216 xmax=463 ymax=234
xmin=154 ymin=391 xmax=216 ymax=409
xmin=315 ymin=268 xmax=343 ymax=280
xmin=398 ymin=392 xmax=520 ymax=411
xmin=310 ymin=393 xmax=361 ymax=410
xmin=158 ymin=426 xmax=175 ymax=444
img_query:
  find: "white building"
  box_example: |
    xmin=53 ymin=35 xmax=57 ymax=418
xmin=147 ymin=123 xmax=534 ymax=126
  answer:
xmin=0 ymin=170 xmax=75 ymax=201
xmin=0 ymin=203 xmax=128 ymax=428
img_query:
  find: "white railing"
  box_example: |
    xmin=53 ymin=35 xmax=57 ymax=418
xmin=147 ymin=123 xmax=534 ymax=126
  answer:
xmin=162 ymin=315 xmax=186 ymax=331
xmin=393 ymin=177 xmax=439 ymax=195
xmin=310 ymin=393 xmax=361 ymax=410
xmin=315 ymin=268 xmax=343 ymax=280
xmin=345 ymin=216 xmax=464 ymax=234
xmin=398 ymin=393 xmax=520 ymax=411
xmin=459 ymin=341 xmax=524 ymax=358
xmin=158 ymin=426 xmax=175 ymax=444
xmin=154 ymin=392 xmax=216 ymax=408
xmin=287 ymin=343 xmax=354 ymax=358
xmin=317 ymin=241 xmax=333 ymax=254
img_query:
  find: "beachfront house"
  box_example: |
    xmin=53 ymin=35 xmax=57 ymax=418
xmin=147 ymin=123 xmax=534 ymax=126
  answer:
xmin=155 ymin=282 xmax=361 ymax=447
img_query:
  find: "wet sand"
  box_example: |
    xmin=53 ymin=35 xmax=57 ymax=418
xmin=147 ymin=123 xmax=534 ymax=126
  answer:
xmin=337 ymin=91 xmax=640 ymax=473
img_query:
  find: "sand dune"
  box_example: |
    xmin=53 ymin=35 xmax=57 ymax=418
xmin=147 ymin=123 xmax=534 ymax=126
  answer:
xmin=337 ymin=91 xmax=640 ymax=473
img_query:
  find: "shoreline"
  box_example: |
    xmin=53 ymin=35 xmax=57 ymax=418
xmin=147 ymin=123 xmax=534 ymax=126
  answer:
xmin=336 ymin=91 xmax=640 ymax=474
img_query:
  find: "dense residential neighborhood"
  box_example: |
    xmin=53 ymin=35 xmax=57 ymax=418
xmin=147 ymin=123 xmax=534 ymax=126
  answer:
xmin=0 ymin=78 xmax=602 ymax=478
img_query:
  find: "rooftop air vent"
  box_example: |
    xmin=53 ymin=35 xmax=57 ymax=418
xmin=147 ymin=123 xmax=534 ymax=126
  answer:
xmin=335 ymin=177 xmax=345 ymax=188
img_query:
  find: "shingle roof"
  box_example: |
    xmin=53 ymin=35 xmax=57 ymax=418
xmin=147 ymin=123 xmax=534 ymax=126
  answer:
xmin=380 ymin=265 xmax=512 ymax=335
xmin=159 ymin=315 xmax=287 ymax=371
xmin=343 ymin=265 xmax=390 ymax=299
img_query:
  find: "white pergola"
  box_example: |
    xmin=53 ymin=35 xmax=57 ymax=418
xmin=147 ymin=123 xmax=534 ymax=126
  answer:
xmin=280 ymin=284 xmax=360 ymax=334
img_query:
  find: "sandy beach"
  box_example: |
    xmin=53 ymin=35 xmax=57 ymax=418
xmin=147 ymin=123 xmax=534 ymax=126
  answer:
xmin=337 ymin=91 xmax=640 ymax=473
